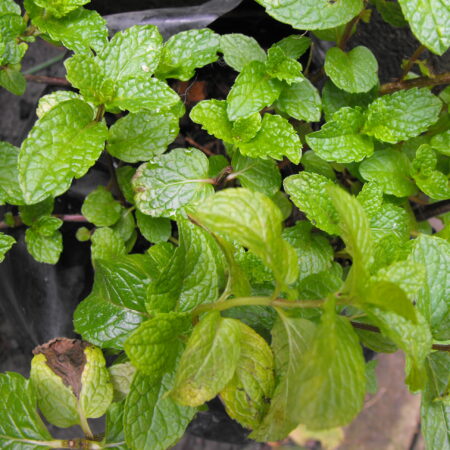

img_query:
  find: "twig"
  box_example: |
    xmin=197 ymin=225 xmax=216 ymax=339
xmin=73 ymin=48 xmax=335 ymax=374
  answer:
xmin=0 ymin=214 xmax=88 ymax=229
xmin=185 ymin=136 xmax=215 ymax=156
xmin=400 ymin=44 xmax=426 ymax=80
xmin=24 ymin=74 xmax=70 ymax=86
xmin=413 ymin=199 xmax=450 ymax=221
xmin=338 ymin=13 xmax=363 ymax=50
xmin=380 ymin=72 xmax=450 ymax=95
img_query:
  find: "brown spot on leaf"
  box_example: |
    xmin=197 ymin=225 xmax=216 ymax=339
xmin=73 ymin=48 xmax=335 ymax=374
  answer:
xmin=33 ymin=338 xmax=90 ymax=398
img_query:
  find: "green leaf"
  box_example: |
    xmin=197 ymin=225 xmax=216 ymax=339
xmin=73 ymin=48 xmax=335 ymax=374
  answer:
xmin=133 ymin=148 xmax=214 ymax=217
xmin=90 ymin=227 xmax=126 ymax=261
xmin=19 ymin=198 xmax=54 ymax=226
xmin=282 ymin=221 xmax=334 ymax=282
xmin=272 ymin=35 xmax=311 ymax=59
xmin=301 ymin=151 xmax=336 ymax=180
xmin=239 ymin=113 xmax=302 ymax=164
xmin=365 ymin=360 xmax=379 ymax=394
xmin=409 ymin=234 xmax=450 ymax=340
xmin=19 ymin=99 xmax=107 ymax=204
xmin=324 ymin=46 xmax=378 ymax=93
xmin=421 ymin=352 xmax=450 ymax=450
xmin=0 ymin=0 xmax=21 ymax=15
xmin=125 ymin=312 xmax=190 ymax=375
xmin=107 ymin=111 xmax=179 ymax=163
xmin=232 ymin=151 xmax=281 ymax=196
xmin=371 ymin=0 xmax=408 ymax=28
xmin=109 ymin=363 xmax=136 ymax=402
xmin=226 ymin=60 xmax=282 ymax=121
xmin=81 ymin=186 xmax=122 ymax=227
xmin=284 ymin=172 xmax=340 ymax=235
xmin=0 ymin=66 xmax=25 ymax=95
xmin=104 ymin=402 xmax=127 ymax=449
xmin=25 ymin=218 xmax=63 ymax=264
xmin=156 ymin=28 xmax=219 ymax=80
xmin=34 ymin=0 xmax=89 ymax=18
xmin=0 ymin=372 xmax=53 ymax=447
xmin=27 ymin=1 xmax=108 ymax=55
xmin=254 ymin=0 xmax=363 ymax=30
xmin=0 ymin=141 xmax=24 ymax=205
xmin=191 ymin=188 xmax=298 ymax=290
xmin=359 ymin=149 xmax=417 ymax=197
xmin=363 ymin=88 xmax=442 ymax=143
xmin=170 ymin=311 xmax=242 ymax=406
xmin=116 ymin=165 xmax=136 ymax=205
xmin=36 ymin=91 xmax=83 ymax=119
xmin=135 ymin=210 xmax=171 ymax=244
xmin=398 ymin=0 xmax=450 ymax=55
xmin=0 ymin=233 xmax=15 ymax=262
xmin=265 ymin=46 xmax=304 ymax=84
xmin=112 ymin=208 xmax=136 ymax=243
xmin=306 ymin=107 xmax=374 ymax=163
xmin=74 ymin=255 xmax=152 ymax=348
xmin=431 ymin=129 xmax=450 ymax=156
xmin=220 ymin=321 xmax=274 ymax=429
xmin=146 ymin=218 xmax=219 ymax=313
xmin=368 ymin=202 xmax=410 ymax=242
xmin=276 ymin=79 xmax=322 ymax=122
xmin=412 ymin=144 xmax=450 ymax=200
xmin=219 ymin=33 xmax=266 ymax=72
xmin=124 ymin=370 xmax=197 ymax=450
xmin=251 ymin=314 xmax=316 ymax=441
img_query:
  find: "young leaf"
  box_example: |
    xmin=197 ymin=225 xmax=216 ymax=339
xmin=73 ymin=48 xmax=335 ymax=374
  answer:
xmin=431 ymin=129 xmax=450 ymax=156
xmin=363 ymin=88 xmax=442 ymax=143
xmin=19 ymin=99 xmax=108 ymax=204
xmin=226 ymin=61 xmax=282 ymax=121
xmin=284 ymin=172 xmax=340 ymax=235
xmin=324 ymin=46 xmax=378 ymax=93
xmin=272 ymin=35 xmax=311 ymax=59
xmin=250 ymin=315 xmax=316 ymax=441
xmin=238 ymin=113 xmax=302 ymax=164
xmin=25 ymin=216 xmax=63 ymax=264
xmin=409 ymin=235 xmax=450 ymax=340
xmin=133 ymin=148 xmax=214 ymax=217
xmin=421 ymin=352 xmax=450 ymax=450
xmin=254 ymin=0 xmax=364 ymax=30
xmin=124 ymin=312 xmax=191 ymax=375
xmin=398 ymin=0 xmax=450 ymax=55
xmin=109 ymin=363 xmax=136 ymax=402
xmin=220 ymin=321 xmax=275 ymax=429
xmin=36 ymin=91 xmax=83 ymax=119
xmin=170 ymin=312 xmax=241 ymax=406
xmin=306 ymin=107 xmax=374 ymax=163
xmin=82 ymin=186 xmax=122 ymax=227
xmin=146 ymin=217 xmax=219 ymax=314
xmin=0 ymin=372 xmax=53 ymax=447
xmin=0 ymin=233 xmax=15 ymax=262
xmin=220 ymin=33 xmax=266 ymax=72
xmin=135 ymin=210 xmax=171 ymax=244
xmin=276 ymin=79 xmax=322 ymax=122
xmin=90 ymin=227 xmax=126 ymax=261
xmin=155 ymin=29 xmax=220 ymax=80
xmin=33 ymin=0 xmax=89 ymax=18
xmin=359 ymin=149 xmax=417 ymax=197
xmin=190 ymin=188 xmax=299 ymax=290
xmin=124 ymin=370 xmax=197 ymax=450
xmin=265 ymin=46 xmax=304 ymax=84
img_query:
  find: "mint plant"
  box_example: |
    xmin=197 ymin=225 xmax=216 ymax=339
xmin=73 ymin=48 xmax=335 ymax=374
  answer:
xmin=0 ymin=0 xmax=450 ymax=448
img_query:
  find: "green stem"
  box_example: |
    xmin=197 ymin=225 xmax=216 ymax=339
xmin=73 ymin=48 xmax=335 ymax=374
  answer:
xmin=78 ymin=405 xmax=94 ymax=440
xmin=192 ymin=296 xmax=325 ymax=315
xmin=24 ymin=52 xmax=66 ymax=75
xmin=400 ymin=44 xmax=426 ymax=80
xmin=380 ymin=71 xmax=450 ymax=94
xmin=338 ymin=12 xmax=362 ymax=50
xmin=0 ymin=436 xmax=66 ymax=448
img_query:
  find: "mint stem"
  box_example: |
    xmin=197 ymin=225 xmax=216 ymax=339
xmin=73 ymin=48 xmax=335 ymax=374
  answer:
xmin=380 ymin=71 xmax=450 ymax=94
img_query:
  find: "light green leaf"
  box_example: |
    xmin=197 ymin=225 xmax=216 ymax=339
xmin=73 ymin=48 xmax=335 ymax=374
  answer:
xmin=324 ymin=46 xmax=378 ymax=93
xmin=265 ymin=46 xmax=304 ymax=84
xmin=124 ymin=312 xmax=190 ymax=375
xmin=370 ymin=202 xmax=410 ymax=242
xmin=431 ymin=129 xmax=450 ymax=156
xmin=170 ymin=311 xmax=242 ymax=406
xmin=0 ymin=372 xmax=53 ymax=448
xmin=272 ymin=35 xmax=311 ymax=59
xmin=271 ymin=191 xmax=293 ymax=221
xmin=409 ymin=234 xmax=450 ymax=340
xmin=82 ymin=186 xmax=122 ymax=227
xmin=363 ymin=88 xmax=442 ymax=143
xmin=25 ymin=220 xmax=62 ymax=265
xmin=19 ymin=198 xmax=54 ymax=226
xmin=359 ymin=149 xmax=417 ymax=197
xmin=124 ymin=369 xmax=197 ymax=450
xmin=34 ymin=0 xmax=89 ymax=18
xmin=107 ymin=111 xmax=179 ymax=163
xmin=301 ymin=151 xmax=336 ymax=180
xmin=36 ymin=91 xmax=83 ymax=119
xmin=412 ymin=144 xmax=450 ymax=200
xmin=226 ymin=60 xmax=282 ymax=121
xmin=146 ymin=218 xmax=219 ymax=313
xmin=306 ymin=107 xmax=374 ymax=163
xmin=0 ymin=66 xmax=26 ymax=95
xmin=284 ymin=172 xmax=340 ymax=235
xmin=109 ymin=363 xmax=136 ymax=402
xmin=398 ymin=0 xmax=450 ymax=55
xmin=19 ymin=99 xmax=108 ymax=204
xmin=220 ymin=33 xmax=266 ymax=72
xmin=220 ymin=321 xmax=274 ymax=429
xmin=191 ymin=188 xmax=298 ymax=289
xmin=0 ymin=233 xmax=15 ymax=262
xmin=133 ymin=148 xmax=213 ymax=217
xmin=239 ymin=113 xmax=302 ymax=164
xmin=0 ymin=141 xmax=24 ymax=205
xmin=421 ymin=352 xmax=450 ymax=450
xmin=254 ymin=0 xmax=363 ymax=30
xmin=276 ymin=78 xmax=322 ymax=122
xmin=232 ymin=151 xmax=281 ymax=196
xmin=135 ymin=210 xmax=171 ymax=244
xmin=0 ymin=0 xmax=21 ymax=15
xmin=90 ymin=227 xmax=126 ymax=261
xmin=156 ymin=28 xmax=220 ymax=80
xmin=250 ymin=314 xmax=316 ymax=441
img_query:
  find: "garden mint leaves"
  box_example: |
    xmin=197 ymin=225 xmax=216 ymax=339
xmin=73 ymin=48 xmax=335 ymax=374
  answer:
xmin=33 ymin=0 xmax=89 ymax=18
xmin=19 ymin=99 xmax=107 ymax=204
xmin=219 ymin=33 xmax=266 ymax=72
